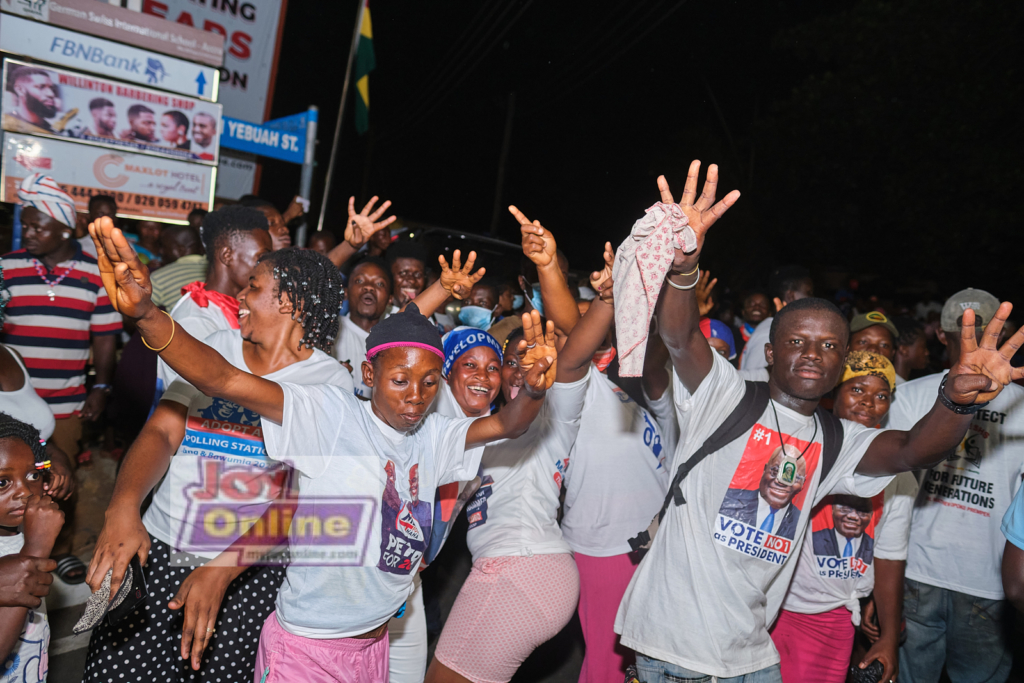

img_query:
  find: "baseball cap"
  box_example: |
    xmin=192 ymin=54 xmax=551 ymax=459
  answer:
xmin=850 ymin=311 xmax=899 ymax=340
xmin=941 ymin=288 xmax=1000 ymax=332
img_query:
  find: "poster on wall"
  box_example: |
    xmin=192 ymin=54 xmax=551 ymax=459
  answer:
xmin=2 ymin=59 xmax=222 ymax=164
xmin=140 ymin=0 xmax=286 ymax=123
xmin=2 ymin=132 xmax=214 ymax=222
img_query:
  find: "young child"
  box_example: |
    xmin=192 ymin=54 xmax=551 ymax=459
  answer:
xmin=0 ymin=412 xmax=64 ymax=683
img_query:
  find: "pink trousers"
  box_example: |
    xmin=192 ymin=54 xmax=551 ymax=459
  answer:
xmin=254 ymin=611 xmax=389 ymax=683
xmin=575 ymin=552 xmax=640 ymax=683
xmin=770 ymin=607 xmax=855 ymax=683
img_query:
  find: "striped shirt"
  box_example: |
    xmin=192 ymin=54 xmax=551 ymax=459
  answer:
xmin=1 ymin=244 xmax=122 ymax=418
xmin=151 ymin=255 xmax=209 ymax=310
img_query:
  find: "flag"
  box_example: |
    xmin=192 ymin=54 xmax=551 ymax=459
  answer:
xmin=355 ymin=1 xmax=375 ymax=135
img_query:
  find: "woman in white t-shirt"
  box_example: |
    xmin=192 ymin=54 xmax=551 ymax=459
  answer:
xmin=771 ymin=351 xmax=916 ymax=683
xmin=82 ymin=248 xmax=351 ymax=682
xmin=87 ymin=217 xmax=561 ymax=683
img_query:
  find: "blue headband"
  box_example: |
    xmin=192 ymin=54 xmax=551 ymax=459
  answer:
xmin=442 ymin=327 xmax=503 ymax=379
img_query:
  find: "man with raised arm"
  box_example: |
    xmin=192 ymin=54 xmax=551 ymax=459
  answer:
xmin=614 ymin=161 xmax=1024 ymax=683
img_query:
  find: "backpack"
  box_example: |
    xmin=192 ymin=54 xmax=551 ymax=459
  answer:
xmin=627 ymin=381 xmax=844 ymax=556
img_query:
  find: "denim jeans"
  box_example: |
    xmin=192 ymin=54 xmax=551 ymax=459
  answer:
xmin=899 ymin=578 xmax=1012 ymax=683
xmin=635 ymin=653 xmax=783 ymax=683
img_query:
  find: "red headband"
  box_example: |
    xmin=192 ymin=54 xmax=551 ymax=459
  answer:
xmin=366 ymin=341 xmax=445 ymax=362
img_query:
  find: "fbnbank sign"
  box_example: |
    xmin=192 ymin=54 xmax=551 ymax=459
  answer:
xmin=0 ymin=13 xmax=219 ymax=101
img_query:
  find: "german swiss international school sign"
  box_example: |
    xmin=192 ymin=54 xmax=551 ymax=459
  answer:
xmin=2 ymin=59 xmax=222 ymax=164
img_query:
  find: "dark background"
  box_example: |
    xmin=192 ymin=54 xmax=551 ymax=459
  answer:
xmin=260 ymin=0 xmax=1024 ymax=306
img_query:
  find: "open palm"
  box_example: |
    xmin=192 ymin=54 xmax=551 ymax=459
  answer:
xmin=657 ymin=160 xmax=741 ymax=268
xmin=947 ymin=304 xmax=1024 ymax=404
xmin=438 ymin=250 xmax=485 ymax=300
xmin=345 ymin=195 xmax=396 ymax=248
xmin=88 ymin=217 xmax=154 ymax=319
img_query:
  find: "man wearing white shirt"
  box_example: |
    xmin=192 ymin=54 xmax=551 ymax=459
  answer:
xmin=739 ymin=265 xmax=813 ymax=371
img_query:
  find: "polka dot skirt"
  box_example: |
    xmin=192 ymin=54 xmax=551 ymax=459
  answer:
xmin=82 ymin=536 xmax=284 ymax=683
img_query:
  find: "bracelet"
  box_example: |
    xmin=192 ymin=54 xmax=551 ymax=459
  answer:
xmin=141 ymin=310 xmax=177 ymax=352
xmin=937 ymin=375 xmax=989 ymax=415
xmin=674 ymin=264 xmax=700 ymax=277
xmin=91 ymin=383 xmax=112 ymax=395
xmin=667 ymin=267 xmax=701 ymax=291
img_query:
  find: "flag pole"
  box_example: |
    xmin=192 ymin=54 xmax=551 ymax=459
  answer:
xmin=317 ymin=0 xmax=367 ymax=233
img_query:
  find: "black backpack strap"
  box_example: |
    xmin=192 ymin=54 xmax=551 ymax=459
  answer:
xmin=815 ymin=405 xmax=845 ymax=482
xmin=661 ymin=380 xmax=771 ymax=516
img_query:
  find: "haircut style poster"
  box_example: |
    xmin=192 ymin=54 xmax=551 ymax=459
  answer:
xmin=714 ymin=424 xmax=820 ymax=565
xmin=809 ymin=493 xmax=884 ymax=580
xmin=2 ymin=59 xmax=222 ymax=163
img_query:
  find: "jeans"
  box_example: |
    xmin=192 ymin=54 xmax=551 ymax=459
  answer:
xmin=635 ymin=654 xmax=782 ymax=683
xmin=899 ymin=578 xmax=1012 ymax=683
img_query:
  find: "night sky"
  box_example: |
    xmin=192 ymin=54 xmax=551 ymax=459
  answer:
xmin=261 ymin=0 xmax=1024 ymax=307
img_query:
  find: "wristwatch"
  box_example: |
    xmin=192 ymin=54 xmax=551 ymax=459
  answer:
xmin=91 ymin=383 xmax=113 ymax=395
xmin=937 ymin=375 xmax=988 ymax=415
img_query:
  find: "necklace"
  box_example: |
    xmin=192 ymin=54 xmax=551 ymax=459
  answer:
xmin=768 ymin=399 xmax=818 ymax=486
xmin=33 ymin=259 xmax=77 ymax=302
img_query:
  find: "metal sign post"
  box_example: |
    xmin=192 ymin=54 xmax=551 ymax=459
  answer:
xmin=295 ymin=105 xmax=318 ymax=249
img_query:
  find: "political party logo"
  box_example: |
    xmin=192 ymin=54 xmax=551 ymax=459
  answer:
xmin=809 ymin=493 xmax=882 ymax=580
xmin=714 ymin=424 xmax=820 ymax=565
xmin=182 ymin=397 xmax=264 ymax=460
xmin=925 ymin=412 xmax=1003 ymax=516
xmin=641 ymin=410 xmax=665 ymax=469
xmin=378 ymin=461 xmax=433 ymax=575
xmin=466 ymin=474 xmax=494 ymax=529
xmin=145 ymin=58 xmax=168 ymax=85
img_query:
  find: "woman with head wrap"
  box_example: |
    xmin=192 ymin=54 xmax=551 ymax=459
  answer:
xmin=770 ymin=351 xmax=917 ymax=683
xmin=87 ymin=216 xmax=559 ymax=682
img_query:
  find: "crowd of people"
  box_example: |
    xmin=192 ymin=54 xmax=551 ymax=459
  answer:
xmin=0 ymin=161 xmax=1023 ymax=683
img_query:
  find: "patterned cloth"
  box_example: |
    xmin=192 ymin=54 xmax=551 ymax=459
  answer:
xmin=16 ymin=173 xmax=76 ymax=229
xmin=151 ymin=255 xmax=209 ymax=310
xmin=0 ymin=242 xmax=122 ymax=418
xmin=612 ymin=202 xmax=697 ymax=377
xmin=840 ymin=350 xmax=896 ymax=392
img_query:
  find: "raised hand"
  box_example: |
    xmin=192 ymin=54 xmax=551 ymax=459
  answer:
xmin=695 ymin=270 xmax=718 ymax=317
xmin=657 ymin=161 xmax=741 ymax=270
xmin=438 ymin=250 xmax=485 ymax=300
xmin=345 ymin=196 xmax=396 ymax=249
xmin=88 ymin=216 xmax=155 ymax=319
xmin=590 ymin=242 xmax=614 ymax=304
xmin=518 ymin=310 xmax=558 ymax=392
xmin=946 ymin=304 xmax=1024 ymax=405
xmin=510 ymin=205 xmax=557 ymax=268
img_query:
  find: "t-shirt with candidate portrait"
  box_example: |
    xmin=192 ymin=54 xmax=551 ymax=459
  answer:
xmin=260 ymin=383 xmax=479 ymax=638
xmin=465 ymin=376 xmax=588 ymax=561
xmin=887 ymin=372 xmax=1024 ymax=600
xmin=143 ymin=331 xmax=353 ymax=559
xmin=331 ymin=313 xmax=372 ymax=398
xmin=562 ymin=364 xmax=670 ymax=557
xmin=779 ymin=472 xmax=917 ymax=622
xmin=614 ymin=353 xmax=891 ymax=678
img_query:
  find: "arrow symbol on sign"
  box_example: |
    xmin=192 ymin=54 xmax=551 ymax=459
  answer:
xmin=195 ymin=72 xmax=207 ymax=96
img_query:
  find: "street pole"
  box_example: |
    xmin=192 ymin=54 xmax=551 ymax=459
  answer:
xmin=317 ymin=0 xmax=366 ymax=233
xmin=294 ymin=104 xmax=318 ymax=248
xmin=489 ymin=91 xmax=516 ymax=236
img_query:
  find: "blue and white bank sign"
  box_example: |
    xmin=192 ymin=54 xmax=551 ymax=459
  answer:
xmin=0 ymin=14 xmax=219 ymax=102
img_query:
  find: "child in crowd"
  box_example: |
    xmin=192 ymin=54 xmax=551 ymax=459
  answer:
xmin=0 ymin=413 xmax=64 ymax=683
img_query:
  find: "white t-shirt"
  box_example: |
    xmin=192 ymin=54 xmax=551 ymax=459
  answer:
xmin=0 ymin=347 xmax=55 ymax=441
xmin=465 ymin=376 xmax=588 ymax=560
xmin=780 ymin=471 xmax=917 ymax=622
xmin=0 ymin=533 xmax=48 ymax=683
xmin=887 ymin=372 xmax=1024 ymax=599
xmin=562 ymin=365 xmax=670 ymax=556
xmin=614 ymin=353 xmax=891 ymax=678
xmin=739 ymin=317 xmax=772 ymax=371
xmin=261 ymin=383 xmax=479 ymax=638
xmin=157 ymin=292 xmax=237 ymax=393
xmin=331 ymin=313 xmax=371 ymax=398
xmin=143 ymin=331 xmax=353 ymax=559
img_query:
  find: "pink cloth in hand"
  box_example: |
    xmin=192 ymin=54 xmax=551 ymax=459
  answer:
xmin=612 ymin=202 xmax=696 ymax=377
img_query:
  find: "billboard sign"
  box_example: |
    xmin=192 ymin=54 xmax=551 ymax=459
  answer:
xmin=1 ymin=0 xmax=224 ymax=66
xmin=3 ymin=58 xmax=222 ymax=164
xmin=2 ymin=132 xmax=214 ymax=222
xmin=140 ymin=0 xmax=285 ymax=123
xmin=0 ymin=13 xmax=219 ymax=101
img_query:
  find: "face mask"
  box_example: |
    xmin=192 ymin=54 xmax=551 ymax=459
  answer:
xmin=530 ymin=284 xmax=544 ymax=317
xmin=512 ymin=294 xmax=525 ymax=310
xmin=459 ymin=305 xmax=493 ymax=330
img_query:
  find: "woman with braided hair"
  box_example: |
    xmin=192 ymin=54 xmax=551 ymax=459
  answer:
xmin=82 ymin=246 xmax=354 ymax=682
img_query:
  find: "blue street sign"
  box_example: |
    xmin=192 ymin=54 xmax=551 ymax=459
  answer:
xmin=220 ymin=115 xmax=307 ymax=164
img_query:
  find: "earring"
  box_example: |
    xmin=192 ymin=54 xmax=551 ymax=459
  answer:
xmin=63 ymin=232 xmax=71 ymax=239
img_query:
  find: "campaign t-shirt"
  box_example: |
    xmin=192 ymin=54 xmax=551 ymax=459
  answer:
xmin=331 ymin=313 xmax=371 ymax=398
xmin=739 ymin=317 xmax=772 ymax=371
xmin=143 ymin=331 xmax=353 ymax=559
xmin=780 ymin=471 xmax=917 ymax=622
xmin=562 ymin=365 xmax=670 ymax=557
xmin=0 ymin=533 xmax=48 ymax=683
xmin=261 ymin=383 xmax=479 ymax=638
xmin=157 ymin=292 xmax=237 ymax=395
xmin=465 ymin=376 xmax=588 ymax=560
xmin=887 ymin=372 xmax=1024 ymax=600
xmin=614 ymin=353 xmax=890 ymax=678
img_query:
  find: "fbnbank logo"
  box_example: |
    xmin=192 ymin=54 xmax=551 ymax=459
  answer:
xmin=47 ymin=36 xmax=167 ymax=82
